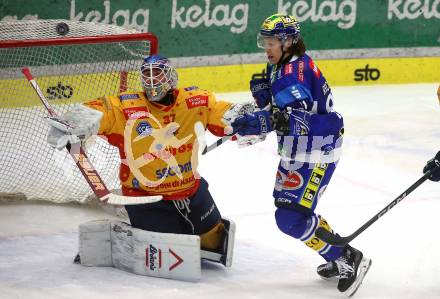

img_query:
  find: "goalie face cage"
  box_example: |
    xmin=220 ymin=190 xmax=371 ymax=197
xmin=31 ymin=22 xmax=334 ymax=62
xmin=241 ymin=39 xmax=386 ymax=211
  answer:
xmin=0 ymin=19 xmax=158 ymax=204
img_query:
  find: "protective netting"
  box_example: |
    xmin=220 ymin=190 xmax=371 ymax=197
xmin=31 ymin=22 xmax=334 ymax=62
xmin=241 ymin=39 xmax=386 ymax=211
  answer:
xmin=0 ymin=19 xmax=157 ymax=203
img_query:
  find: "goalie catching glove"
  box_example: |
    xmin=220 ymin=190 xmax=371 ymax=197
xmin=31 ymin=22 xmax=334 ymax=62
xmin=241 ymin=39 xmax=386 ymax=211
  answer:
xmin=46 ymin=104 xmax=103 ymax=150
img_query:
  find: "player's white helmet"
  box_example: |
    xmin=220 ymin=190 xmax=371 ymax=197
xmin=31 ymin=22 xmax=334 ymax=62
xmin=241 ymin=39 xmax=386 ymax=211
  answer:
xmin=140 ymin=55 xmax=178 ymax=102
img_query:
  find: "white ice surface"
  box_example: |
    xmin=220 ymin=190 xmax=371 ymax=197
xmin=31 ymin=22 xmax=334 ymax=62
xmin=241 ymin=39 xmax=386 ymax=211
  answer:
xmin=1 ymin=83 xmax=440 ymax=299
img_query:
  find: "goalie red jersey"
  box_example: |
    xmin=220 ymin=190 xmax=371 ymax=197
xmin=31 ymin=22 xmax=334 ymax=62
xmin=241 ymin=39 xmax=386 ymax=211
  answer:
xmin=84 ymin=87 xmax=232 ymax=200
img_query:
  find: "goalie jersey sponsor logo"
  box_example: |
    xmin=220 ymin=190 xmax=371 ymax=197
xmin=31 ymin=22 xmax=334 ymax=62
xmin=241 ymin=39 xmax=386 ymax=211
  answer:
xmin=184 ymin=86 xmax=198 ymax=91
xmin=120 ymin=93 xmax=140 ymax=101
xmin=185 ymin=95 xmax=208 ymax=109
xmin=122 ymin=107 xmax=148 ymax=120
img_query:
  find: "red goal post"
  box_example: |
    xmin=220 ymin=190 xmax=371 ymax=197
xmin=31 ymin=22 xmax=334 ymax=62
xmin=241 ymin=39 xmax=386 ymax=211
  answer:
xmin=0 ymin=19 xmax=158 ymax=204
xmin=0 ymin=32 xmax=158 ymax=52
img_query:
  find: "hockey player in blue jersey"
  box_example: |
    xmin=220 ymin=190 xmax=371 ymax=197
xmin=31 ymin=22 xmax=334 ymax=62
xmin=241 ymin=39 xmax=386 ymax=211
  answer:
xmin=231 ymin=14 xmax=371 ymax=297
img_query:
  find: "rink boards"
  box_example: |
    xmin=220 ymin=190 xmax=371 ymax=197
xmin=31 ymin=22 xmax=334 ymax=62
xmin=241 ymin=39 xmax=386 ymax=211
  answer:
xmin=177 ymin=56 xmax=440 ymax=93
xmin=1 ymin=56 xmax=439 ymax=108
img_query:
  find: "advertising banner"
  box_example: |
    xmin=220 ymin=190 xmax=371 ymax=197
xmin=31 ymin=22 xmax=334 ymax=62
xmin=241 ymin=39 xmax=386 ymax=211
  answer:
xmin=1 ymin=0 xmax=439 ymax=59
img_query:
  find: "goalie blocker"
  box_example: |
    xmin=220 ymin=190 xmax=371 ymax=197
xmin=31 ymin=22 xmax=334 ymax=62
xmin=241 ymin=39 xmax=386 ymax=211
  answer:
xmin=76 ymin=218 xmax=235 ymax=282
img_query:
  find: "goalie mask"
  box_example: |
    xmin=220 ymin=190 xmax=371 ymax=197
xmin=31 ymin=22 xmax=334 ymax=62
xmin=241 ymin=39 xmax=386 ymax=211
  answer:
xmin=140 ymin=55 xmax=178 ymax=102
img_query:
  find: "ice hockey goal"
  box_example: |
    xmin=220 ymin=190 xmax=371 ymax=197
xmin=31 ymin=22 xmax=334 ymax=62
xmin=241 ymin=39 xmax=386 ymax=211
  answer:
xmin=0 ymin=19 xmax=158 ymax=204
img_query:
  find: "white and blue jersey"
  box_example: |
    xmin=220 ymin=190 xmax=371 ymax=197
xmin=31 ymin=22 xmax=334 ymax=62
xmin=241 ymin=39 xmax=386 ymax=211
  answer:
xmin=267 ymin=54 xmax=344 ymax=213
xmin=268 ymin=54 xmax=334 ymax=114
xmin=267 ymin=54 xmax=344 ymax=261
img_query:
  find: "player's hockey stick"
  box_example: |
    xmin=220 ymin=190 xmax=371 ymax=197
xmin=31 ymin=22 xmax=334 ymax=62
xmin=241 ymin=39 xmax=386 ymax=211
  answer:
xmin=315 ymin=169 xmax=435 ymax=246
xmin=22 ymin=67 xmax=162 ymax=205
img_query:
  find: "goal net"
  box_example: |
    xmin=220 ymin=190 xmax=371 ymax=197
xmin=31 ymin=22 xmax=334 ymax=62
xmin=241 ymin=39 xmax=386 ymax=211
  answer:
xmin=0 ymin=19 xmax=158 ymax=204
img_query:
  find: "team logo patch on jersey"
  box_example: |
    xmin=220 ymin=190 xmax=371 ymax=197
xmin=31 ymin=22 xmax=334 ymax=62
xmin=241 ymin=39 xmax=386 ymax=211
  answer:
xmin=136 ymin=121 xmax=153 ymax=137
xmin=186 ymin=95 xmax=208 ymax=109
xmin=119 ymin=93 xmax=140 ymax=101
xmin=184 ymin=86 xmax=199 ymax=91
xmin=309 ymin=59 xmax=321 ymax=78
xmin=284 ymin=63 xmax=294 ymax=75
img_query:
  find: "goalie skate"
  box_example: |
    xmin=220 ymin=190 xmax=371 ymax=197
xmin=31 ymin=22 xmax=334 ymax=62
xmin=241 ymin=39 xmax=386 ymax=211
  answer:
xmin=201 ymin=218 xmax=235 ymax=267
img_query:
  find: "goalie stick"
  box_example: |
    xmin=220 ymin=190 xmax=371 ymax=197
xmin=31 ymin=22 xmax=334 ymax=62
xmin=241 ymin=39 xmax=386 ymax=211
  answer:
xmin=315 ymin=169 xmax=435 ymax=246
xmin=22 ymin=67 xmax=162 ymax=205
xmin=202 ymin=134 xmax=234 ymax=155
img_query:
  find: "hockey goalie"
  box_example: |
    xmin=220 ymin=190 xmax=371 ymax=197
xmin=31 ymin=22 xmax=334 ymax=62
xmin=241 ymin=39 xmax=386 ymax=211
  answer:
xmin=44 ymin=54 xmax=257 ymax=281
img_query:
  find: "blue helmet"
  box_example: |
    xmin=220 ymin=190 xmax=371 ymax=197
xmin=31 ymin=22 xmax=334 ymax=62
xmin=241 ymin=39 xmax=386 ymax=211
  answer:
xmin=140 ymin=55 xmax=178 ymax=102
xmin=257 ymin=14 xmax=300 ymax=48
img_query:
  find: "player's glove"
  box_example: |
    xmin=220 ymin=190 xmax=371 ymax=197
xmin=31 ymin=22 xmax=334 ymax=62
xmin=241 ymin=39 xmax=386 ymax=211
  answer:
xmin=46 ymin=104 xmax=103 ymax=150
xmin=222 ymin=102 xmax=255 ymax=135
xmin=250 ymin=78 xmax=272 ymax=109
xmin=271 ymin=109 xmax=311 ymax=136
xmin=423 ymin=151 xmax=440 ymax=182
xmin=232 ymin=110 xmax=272 ymax=136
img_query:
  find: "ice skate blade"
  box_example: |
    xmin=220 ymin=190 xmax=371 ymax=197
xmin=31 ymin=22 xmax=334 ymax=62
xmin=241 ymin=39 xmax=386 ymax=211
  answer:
xmin=319 ymin=275 xmax=339 ymax=282
xmin=344 ymin=258 xmax=372 ymax=297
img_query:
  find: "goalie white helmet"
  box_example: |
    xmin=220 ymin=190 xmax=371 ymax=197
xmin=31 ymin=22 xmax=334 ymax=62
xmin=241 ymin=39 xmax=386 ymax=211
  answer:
xmin=140 ymin=55 xmax=178 ymax=102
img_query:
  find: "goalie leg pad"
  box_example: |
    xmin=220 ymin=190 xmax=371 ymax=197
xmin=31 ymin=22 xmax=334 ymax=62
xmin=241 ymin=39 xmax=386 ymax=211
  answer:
xmin=78 ymin=219 xmax=113 ymax=267
xmin=78 ymin=220 xmax=202 ymax=282
xmin=111 ymin=221 xmax=201 ymax=282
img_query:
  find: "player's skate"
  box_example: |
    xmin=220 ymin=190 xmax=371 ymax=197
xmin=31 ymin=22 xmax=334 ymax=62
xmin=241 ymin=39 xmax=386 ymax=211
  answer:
xmin=317 ymin=260 xmax=340 ymax=281
xmin=334 ymin=245 xmax=372 ymax=297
